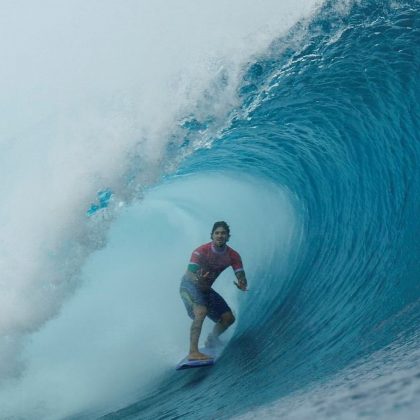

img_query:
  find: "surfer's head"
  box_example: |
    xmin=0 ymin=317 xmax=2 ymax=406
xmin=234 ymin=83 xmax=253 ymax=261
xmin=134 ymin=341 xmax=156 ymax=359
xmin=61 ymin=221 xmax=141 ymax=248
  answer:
xmin=211 ymin=221 xmax=230 ymax=245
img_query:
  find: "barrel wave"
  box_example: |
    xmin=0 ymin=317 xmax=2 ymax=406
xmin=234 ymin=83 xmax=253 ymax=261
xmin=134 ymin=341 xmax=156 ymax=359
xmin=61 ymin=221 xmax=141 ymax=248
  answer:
xmin=102 ymin=2 xmax=420 ymax=419
xmin=0 ymin=0 xmax=419 ymax=419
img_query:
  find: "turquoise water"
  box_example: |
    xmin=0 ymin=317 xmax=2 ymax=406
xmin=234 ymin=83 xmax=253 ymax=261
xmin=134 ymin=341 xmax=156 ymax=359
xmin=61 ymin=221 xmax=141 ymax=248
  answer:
xmin=103 ymin=1 xmax=420 ymax=418
xmin=0 ymin=1 xmax=418 ymax=419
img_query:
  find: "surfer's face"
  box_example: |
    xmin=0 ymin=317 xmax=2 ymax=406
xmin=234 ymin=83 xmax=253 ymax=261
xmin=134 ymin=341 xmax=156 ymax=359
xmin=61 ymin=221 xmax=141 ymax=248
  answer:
xmin=211 ymin=227 xmax=228 ymax=247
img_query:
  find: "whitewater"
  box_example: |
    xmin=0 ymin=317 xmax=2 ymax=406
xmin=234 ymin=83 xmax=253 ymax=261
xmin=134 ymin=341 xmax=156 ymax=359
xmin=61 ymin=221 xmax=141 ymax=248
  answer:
xmin=0 ymin=0 xmax=419 ymax=419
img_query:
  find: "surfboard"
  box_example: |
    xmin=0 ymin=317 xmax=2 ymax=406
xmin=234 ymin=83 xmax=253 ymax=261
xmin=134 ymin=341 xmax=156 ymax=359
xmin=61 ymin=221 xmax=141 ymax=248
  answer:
xmin=175 ymin=346 xmax=219 ymax=370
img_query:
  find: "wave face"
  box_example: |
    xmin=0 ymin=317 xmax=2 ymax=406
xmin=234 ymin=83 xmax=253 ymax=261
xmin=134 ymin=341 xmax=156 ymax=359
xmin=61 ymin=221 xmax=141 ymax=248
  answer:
xmin=103 ymin=1 xmax=420 ymax=419
xmin=0 ymin=0 xmax=419 ymax=419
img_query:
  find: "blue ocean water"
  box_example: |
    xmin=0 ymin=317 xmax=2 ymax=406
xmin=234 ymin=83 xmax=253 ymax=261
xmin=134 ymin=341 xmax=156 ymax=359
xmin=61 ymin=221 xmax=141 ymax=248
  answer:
xmin=0 ymin=0 xmax=419 ymax=419
xmin=98 ymin=1 xmax=420 ymax=419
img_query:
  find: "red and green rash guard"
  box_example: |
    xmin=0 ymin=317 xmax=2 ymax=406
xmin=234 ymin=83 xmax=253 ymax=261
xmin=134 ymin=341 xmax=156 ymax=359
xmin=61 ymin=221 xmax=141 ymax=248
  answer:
xmin=188 ymin=242 xmax=244 ymax=287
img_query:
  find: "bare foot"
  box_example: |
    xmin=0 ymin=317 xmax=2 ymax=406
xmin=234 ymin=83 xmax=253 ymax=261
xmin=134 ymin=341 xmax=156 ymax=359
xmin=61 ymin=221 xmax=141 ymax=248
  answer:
xmin=188 ymin=351 xmax=213 ymax=361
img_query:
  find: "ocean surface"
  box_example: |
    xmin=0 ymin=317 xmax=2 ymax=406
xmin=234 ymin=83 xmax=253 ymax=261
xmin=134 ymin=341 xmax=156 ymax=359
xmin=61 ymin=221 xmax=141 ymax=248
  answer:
xmin=0 ymin=1 xmax=419 ymax=419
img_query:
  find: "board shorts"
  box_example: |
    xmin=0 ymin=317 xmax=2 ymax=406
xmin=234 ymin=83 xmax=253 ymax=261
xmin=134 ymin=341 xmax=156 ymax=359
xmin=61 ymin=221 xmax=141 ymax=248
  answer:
xmin=180 ymin=276 xmax=231 ymax=322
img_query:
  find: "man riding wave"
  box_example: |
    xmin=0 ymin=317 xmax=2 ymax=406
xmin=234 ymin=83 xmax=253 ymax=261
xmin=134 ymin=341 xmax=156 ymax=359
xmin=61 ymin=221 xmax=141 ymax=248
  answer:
xmin=180 ymin=221 xmax=248 ymax=360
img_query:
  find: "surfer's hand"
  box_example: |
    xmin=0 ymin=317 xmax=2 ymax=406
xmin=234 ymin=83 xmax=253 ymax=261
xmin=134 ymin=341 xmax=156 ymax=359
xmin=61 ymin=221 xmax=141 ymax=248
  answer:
xmin=234 ymin=280 xmax=248 ymax=291
xmin=197 ymin=271 xmax=209 ymax=280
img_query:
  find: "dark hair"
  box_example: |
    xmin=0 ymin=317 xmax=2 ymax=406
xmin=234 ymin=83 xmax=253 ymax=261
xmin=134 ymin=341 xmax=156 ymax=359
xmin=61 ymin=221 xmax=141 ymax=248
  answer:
xmin=211 ymin=221 xmax=231 ymax=240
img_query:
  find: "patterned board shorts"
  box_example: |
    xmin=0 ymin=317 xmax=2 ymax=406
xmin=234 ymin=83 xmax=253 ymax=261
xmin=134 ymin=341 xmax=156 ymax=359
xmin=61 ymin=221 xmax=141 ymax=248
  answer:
xmin=180 ymin=276 xmax=231 ymax=322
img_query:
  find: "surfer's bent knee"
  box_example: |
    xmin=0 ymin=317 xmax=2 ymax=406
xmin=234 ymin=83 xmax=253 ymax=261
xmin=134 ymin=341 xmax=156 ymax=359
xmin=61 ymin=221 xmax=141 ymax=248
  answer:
xmin=193 ymin=305 xmax=208 ymax=320
xmin=221 ymin=311 xmax=235 ymax=325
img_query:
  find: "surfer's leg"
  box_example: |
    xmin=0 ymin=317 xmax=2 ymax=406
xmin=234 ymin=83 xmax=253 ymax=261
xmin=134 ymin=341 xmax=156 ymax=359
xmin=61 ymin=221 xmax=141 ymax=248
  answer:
xmin=189 ymin=304 xmax=212 ymax=360
xmin=180 ymin=278 xmax=212 ymax=360
xmin=207 ymin=311 xmax=235 ymax=346
xmin=206 ymin=290 xmax=235 ymax=346
xmin=213 ymin=311 xmax=235 ymax=336
xmin=205 ymin=312 xmax=235 ymax=348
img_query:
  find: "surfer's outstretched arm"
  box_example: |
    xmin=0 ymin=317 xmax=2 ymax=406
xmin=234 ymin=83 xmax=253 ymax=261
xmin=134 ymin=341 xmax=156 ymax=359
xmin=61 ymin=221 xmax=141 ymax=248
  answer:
xmin=234 ymin=270 xmax=248 ymax=291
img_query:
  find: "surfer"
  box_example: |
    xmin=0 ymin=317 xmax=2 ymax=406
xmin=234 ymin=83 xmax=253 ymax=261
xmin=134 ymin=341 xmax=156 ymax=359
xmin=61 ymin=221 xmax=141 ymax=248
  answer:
xmin=180 ymin=221 xmax=248 ymax=361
